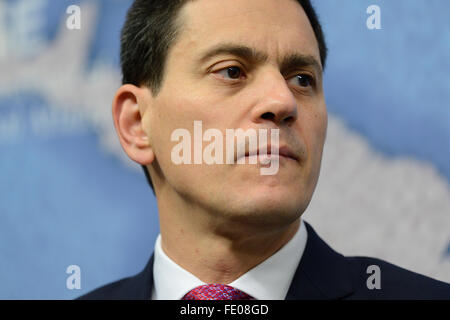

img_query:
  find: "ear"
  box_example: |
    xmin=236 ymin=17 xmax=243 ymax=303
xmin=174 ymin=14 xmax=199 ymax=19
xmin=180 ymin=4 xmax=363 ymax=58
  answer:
xmin=112 ymin=84 xmax=155 ymax=166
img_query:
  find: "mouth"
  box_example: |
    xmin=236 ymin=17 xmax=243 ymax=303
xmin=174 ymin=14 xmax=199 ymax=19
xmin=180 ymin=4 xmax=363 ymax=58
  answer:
xmin=240 ymin=145 xmax=299 ymax=162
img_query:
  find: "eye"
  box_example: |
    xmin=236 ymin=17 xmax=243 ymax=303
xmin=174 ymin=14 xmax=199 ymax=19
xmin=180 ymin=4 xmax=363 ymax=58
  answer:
xmin=216 ymin=66 xmax=244 ymax=80
xmin=287 ymin=74 xmax=314 ymax=88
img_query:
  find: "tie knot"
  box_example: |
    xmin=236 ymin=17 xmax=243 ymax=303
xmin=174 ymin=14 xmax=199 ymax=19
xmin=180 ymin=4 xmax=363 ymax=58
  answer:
xmin=182 ymin=284 xmax=255 ymax=300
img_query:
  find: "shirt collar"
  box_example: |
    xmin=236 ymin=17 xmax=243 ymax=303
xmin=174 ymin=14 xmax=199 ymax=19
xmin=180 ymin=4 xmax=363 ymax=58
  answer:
xmin=152 ymin=219 xmax=307 ymax=300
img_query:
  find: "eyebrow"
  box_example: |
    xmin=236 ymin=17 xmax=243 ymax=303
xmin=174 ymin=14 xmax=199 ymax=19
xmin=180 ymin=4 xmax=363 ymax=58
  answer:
xmin=279 ymin=53 xmax=322 ymax=75
xmin=197 ymin=43 xmax=322 ymax=75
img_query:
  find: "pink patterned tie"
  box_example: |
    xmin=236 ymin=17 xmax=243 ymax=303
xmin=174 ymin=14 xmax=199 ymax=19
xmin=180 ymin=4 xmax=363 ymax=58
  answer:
xmin=182 ymin=284 xmax=255 ymax=300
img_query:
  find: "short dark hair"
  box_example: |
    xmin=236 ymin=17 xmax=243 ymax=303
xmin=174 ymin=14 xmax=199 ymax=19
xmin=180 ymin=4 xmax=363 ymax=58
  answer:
xmin=120 ymin=0 xmax=328 ymax=194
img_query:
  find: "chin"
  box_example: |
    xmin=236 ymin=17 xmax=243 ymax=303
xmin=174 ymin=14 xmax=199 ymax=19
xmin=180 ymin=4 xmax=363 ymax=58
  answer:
xmin=224 ymin=187 xmax=308 ymax=224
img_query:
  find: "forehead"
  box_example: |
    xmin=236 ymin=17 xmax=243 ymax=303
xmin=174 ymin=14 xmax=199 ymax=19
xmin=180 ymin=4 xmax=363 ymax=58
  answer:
xmin=173 ymin=0 xmax=320 ymax=65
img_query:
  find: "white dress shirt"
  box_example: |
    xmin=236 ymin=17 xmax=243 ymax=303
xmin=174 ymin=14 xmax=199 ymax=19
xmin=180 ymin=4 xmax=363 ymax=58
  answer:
xmin=151 ymin=219 xmax=308 ymax=300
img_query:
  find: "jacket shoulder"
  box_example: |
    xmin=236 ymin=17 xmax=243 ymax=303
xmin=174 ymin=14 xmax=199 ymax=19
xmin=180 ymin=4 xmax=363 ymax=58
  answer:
xmin=346 ymin=256 xmax=450 ymax=299
xmin=76 ymin=276 xmax=138 ymax=300
xmin=76 ymin=255 xmax=154 ymax=300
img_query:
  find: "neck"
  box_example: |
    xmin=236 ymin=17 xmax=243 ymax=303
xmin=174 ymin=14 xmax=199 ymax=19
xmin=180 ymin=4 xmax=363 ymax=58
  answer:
xmin=156 ymin=187 xmax=301 ymax=284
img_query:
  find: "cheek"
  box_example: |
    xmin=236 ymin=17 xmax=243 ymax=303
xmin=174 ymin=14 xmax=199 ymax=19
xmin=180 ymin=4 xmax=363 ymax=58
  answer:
xmin=314 ymin=106 xmax=328 ymax=149
xmin=149 ymin=92 xmax=230 ymax=185
xmin=152 ymin=92 xmax=205 ymax=142
xmin=301 ymin=105 xmax=327 ymax=169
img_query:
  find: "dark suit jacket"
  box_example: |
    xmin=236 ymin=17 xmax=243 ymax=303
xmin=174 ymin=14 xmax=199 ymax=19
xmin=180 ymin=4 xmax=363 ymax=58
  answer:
xmin=78 ymin=221 xmax=450 ymax=300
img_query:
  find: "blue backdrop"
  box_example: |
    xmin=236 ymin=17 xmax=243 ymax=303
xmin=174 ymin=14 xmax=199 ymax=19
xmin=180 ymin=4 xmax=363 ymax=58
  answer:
xmin=0 ymin=0 xmax=449 ymax=299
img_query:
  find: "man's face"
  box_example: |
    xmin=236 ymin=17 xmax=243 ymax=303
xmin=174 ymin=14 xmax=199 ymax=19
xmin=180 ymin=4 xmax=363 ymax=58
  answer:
xmin=145 ymin=0 xmax=327 ymax=227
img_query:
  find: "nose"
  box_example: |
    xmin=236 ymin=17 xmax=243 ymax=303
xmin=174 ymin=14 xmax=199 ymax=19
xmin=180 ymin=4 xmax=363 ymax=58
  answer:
xmin=250 ymin=72 xmax=298 ymax=126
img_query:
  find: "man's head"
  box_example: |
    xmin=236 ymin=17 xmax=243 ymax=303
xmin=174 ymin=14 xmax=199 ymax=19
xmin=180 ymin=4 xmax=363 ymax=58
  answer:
xmin=113 ymin=0 xmax=328 ymax=230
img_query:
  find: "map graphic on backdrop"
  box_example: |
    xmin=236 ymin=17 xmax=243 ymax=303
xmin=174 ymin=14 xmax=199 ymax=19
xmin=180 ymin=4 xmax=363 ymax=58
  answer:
xmin=0 ymin=0 xmax=449 ymax=299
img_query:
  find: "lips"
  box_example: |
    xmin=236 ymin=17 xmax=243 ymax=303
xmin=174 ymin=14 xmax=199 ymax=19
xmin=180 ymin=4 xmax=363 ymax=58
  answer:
xmin=240 ymin=145 xmax=299 ymax=162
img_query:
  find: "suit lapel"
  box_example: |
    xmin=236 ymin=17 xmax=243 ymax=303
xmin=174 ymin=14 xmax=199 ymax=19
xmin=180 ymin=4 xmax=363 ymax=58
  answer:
xmin=285 ymin=221 xmax=354 ymax=300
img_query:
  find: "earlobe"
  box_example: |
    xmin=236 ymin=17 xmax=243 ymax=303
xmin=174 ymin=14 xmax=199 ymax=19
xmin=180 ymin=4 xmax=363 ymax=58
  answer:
xmin=112 ymin=84 xmax=155 ymax=165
